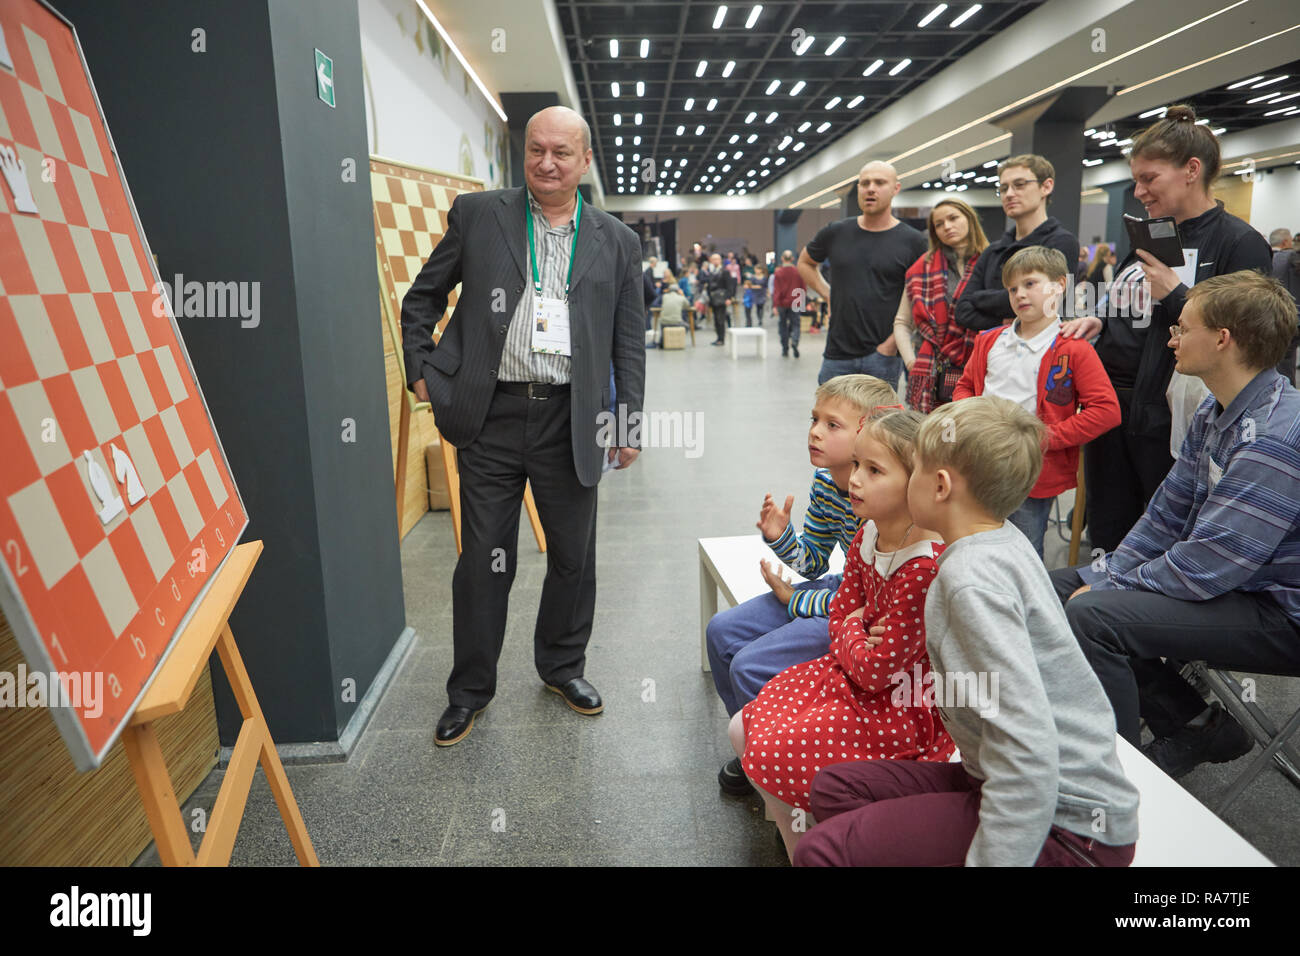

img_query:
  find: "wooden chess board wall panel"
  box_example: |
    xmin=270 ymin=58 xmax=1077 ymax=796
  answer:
xmin=369 ymin=157 xmax=483 ymax=538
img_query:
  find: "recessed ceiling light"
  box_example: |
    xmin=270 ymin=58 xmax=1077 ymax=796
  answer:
xmin=778 ymin=136 xmax=791 ymax=150
xmin=697 ymin=60 xmax=708 ymax=77
xmin=685 ymin=97 xmax=695 ymax=110
xmin=1082 ymin=158 xmax=1103 ymax=166
xmin=610 ymin=39 xmax=619 ymax=58
xmin=863 ymin=59 xmax=884 ymax=76
xmin=1138 ymin=106 xmax=1167 ymax=119
xmin=709 ymin=165 xmax=717 ymax=172
xmin=889 ymin=59 xmax=912 ymax=76
xmin=729 ymin=134 xmax=739 ymax=143
xmin=790 ymin=80 xmax=806 ymax=95
xmin=950 ymin=4 xmax=981 ymax=27
xmin=765 ymin=112 xmax=778 ymax=123
xmin=765 ymin=80 xmax=780 ymax=95
xmin=634 ymin=135 xmax=641 ymax=144
xmin=676 ymin=125 xmax=685 ymax=135
xmin=723 ymin=61 xmax=736 ymax=78
xmin=632 ymin=153 xmax=640 ymax=161
xmin=825 ymin=96 xmax=841 ymax=109
xmin=722 ymin=164 xmax=731 ymax=171
xmin=775 ymin=157 xmax=786 ymax=165
xmin=1271 ymin=92 xmax=1300 ymax=103
xmin=982 ymin=160 xmax=997 ymax=168
xmin=1227 ymin=75 xmax=1264 ymax=90
xmin=694 ymin=185 xmax=701 ymax=192
xmin=640 ymin=38 xmax=649 ymax=58
xmin=707 ymin=98 xmax=718 ymax=111
xmin=1195 ymin=118 xmax=1209 ymax=125
xmin=794 ymin=34 xmax=814 ymax=55
xmin=746 ymin=5 xmax=762 ymax=29
xmin=636 ymin=81 xmax=645 ymax=97
xmin=674 ymin=170 xmax=682 ymax=178
xmin=760 ymin=157 xmax=770 ymax=165
xmin=745 ymin=111 xmax=757 ymax=123
xmin=615 ymin=136 xmax=622 ymax=145
xmin=793 ymin=141 xmax=806 ymax=151
xmin=1212 ymin=126 xmax=1227 ymax=134
xmin=847 ymin=95 xmax=863 ymax=108
xmin=616 ymin=153 xmax=624 ymax=161
xmin=1265 ymin=106 xmax=1295 ymax=116
xmin=1084 ymin=128 xmax=1097 ymax=135
xmin=713 ymin=5 xmax=727 ymax=29
xmin=962 ymin=170 xmax=975 ymax=178
xmin=635 ymin=112 xmax=643 ymax=124
xmin=718 ymin=151 xmax=727 ymax=159
xmin=611 ymin=82 xmax=620 ymax=97
xmin=825 ymin=36 xmax=846 ymax=55
xmin=760 ymin=169 xmax=769 ymax=176
xmin=817 ymin=122 xmax=831 ymax=133
xmin=747 ymin=133 xmax=757 ymax=143
xmin=696 ymin=125 xmax=705 ymax=135
xmin=714 ymin=175 xmax=721 ymax=182
xmin=797 ymin=121 xmax=811 ymax=133
xmin=1252 ymin=75 xmax=1289 ymax=89
xmin=665 ymin=158 xmax=673 ymax=167
xmin=733 ymin=151 xmax=742 ymax=159
xmin=1247 ymin=92 xmax=1281 ymax=104
xmin=618 ymin=185 xmax=624 ymax=192
xmin=919 ymin=4 xmax=947 ymax=28
xmin=613 ymin=114 xmax=621 ymax=126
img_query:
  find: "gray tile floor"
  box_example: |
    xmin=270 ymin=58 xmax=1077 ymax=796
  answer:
xmin=137 ymin=318 xmax=1300 ymax=867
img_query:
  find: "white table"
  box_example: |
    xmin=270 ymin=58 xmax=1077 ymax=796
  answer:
xmin=698 ymin=534 xmax=845 ymax=671
xmin=725 ymin=327 xmax=767 ymax=359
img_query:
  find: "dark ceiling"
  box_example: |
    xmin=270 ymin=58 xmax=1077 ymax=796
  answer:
xmin=558 ymin=1 xmax=1046 ymax=199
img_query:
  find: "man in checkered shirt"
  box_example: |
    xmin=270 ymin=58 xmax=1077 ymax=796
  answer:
xmin=402 ymin=106 xmax=646 ymax=747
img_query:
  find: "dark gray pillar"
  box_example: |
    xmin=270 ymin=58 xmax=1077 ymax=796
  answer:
xmin=1103 ymin=179 xmax=1146 ymax=259
xmin=840 ymin=184 xmax=857 ymax=220
xmin=993 ymin=87 xmax=1111 ymax=239
xmin=774 ymin=209 xmax=802 ymax=259
xmin=57 ymin=0 xmax=409 ymax=755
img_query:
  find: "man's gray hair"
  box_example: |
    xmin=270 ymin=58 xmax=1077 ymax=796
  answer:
xmin=1270 ymin=227 xmax=1293 ymax=248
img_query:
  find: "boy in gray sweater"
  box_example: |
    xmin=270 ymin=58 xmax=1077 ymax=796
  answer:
xmin=794 ymin=395 xmax=1138 ymax=866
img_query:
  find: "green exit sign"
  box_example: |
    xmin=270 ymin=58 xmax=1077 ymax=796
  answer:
xmin=315 ymin=49 xmax=335 ymax=108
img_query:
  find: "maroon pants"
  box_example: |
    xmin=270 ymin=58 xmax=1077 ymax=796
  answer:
xmin=793 ymin=761 xmax=1136 ymax=867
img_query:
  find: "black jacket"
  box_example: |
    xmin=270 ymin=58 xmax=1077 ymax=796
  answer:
xmin=701 ymin=266 xmax=737 ymax=306
xmin=1094 ymin=203 xmax=1272 ymax=439
xmin=954 ymin=216 xmax=1080 ymax=331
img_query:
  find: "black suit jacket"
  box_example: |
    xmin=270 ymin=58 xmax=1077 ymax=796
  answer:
xmin=401 ymin=187 xmax=646 ymax=487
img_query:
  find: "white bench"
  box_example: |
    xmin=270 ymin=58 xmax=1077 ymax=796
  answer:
xmin=698 ymin=534 xmax=845 ymax=671
xmin=698 ymin=534 xmax=1273 ymax=866
xmin=725 ymin=327 xmax=767 ymax=359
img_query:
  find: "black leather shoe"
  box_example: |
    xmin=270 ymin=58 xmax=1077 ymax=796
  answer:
xmin=546 ymin=677 xmax=604 ymax=715
xmin=1143 ymin=703 xmax=1254 ymax=778
xmin=718 ymin=756 xmax=754 ymax=796
xmin=435 ymin=704 xmax=484 ymax=747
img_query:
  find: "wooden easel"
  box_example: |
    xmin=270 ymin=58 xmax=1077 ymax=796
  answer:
xmin=380 ymin=260 xmax=546 ymax=555
xmin=120 ymin=541 xmax=318 ymax=866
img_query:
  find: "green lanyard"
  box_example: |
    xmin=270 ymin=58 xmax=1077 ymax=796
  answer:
xmin=525 ymin=191 xmax=582 ymax=301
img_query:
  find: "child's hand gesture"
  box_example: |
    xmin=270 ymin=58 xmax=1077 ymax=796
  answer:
xmin=759 ymin=559 xmax=795 ymax=605
xmin=757 ymin=493 xmax=794 ymax=541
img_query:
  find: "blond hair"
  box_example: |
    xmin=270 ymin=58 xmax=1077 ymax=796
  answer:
xmin=1001 ymin=245 xmax=1070 ymax=287
xmin=1184 ymin=271 xmax=1299 ymax=370
xmin=859 ymin=409 xmax=925 ymax=474
xmin=915 ymin=397 xmax=1045 ymax=519
xmin=815 ymin=374 xmax=899 ymax=418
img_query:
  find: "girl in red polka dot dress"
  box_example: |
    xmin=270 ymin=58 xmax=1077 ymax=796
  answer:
xmin=728 ymin=409 xmax=955 ymax=860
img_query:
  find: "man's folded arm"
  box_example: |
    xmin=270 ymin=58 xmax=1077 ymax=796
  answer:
xmin=401 ymin=196 xmax=465 ymax=388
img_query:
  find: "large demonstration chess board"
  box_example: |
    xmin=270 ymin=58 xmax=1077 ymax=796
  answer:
xmin=370 ymin=156 xmax=482 ymax=535
xmin=0 ymin=0 xmax=247 ymax=770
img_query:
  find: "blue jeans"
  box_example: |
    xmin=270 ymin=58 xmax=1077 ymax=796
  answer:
xmin=705 ymin=575 xmax=841 ymax=716
xmin=817 ymin=351 xmax=904 ymax=391
xmin=1007 ymin=496 xmax=1053 ymax=559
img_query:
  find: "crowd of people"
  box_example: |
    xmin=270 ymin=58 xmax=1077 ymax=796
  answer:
xmin=702 ymin=104 xmax=1300 ymax=866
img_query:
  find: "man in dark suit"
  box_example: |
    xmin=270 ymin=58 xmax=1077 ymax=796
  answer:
xmin=401 ymin=106 xmax=646 ymax=746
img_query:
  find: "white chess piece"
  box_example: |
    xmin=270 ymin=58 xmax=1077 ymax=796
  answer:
xmin=84 ymin=450 xmax=124 ymax=524
xmin=110 ymin=443 xmax=146 ymax=505
xmin=0 ymin=144 xmax=38 ymax=215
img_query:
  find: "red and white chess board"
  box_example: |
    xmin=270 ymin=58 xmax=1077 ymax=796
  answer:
xmin=0 ymin=0 xmax=247 ymax=770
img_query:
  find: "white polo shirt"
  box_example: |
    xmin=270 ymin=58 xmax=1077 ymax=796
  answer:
xmin=984 ymin=318 xmax=1061 ymax=413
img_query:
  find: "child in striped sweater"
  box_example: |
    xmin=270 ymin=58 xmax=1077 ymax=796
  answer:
xmin=707 ymin=374 xmax=899 ymax=795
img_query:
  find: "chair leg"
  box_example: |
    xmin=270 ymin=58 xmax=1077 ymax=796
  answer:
xmin=1196 ymin=665 xmax=1300 ymax=813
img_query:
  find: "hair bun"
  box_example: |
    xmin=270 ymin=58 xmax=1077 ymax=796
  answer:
xmin=1164 ymin=104 xmax=1197 ymax=123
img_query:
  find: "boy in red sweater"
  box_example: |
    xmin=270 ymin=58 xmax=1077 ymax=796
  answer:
xmin=953 ymin=247 xmax=1119 ymax=557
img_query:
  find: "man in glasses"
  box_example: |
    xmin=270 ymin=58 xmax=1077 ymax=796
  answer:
xmin=954 ymin=154 xmax=1081 ymax=331
xmin=1049 ymin=271 xmax=1300 ymax=777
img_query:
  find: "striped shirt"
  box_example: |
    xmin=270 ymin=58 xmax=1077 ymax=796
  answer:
xmin=500 ymin=190 xmax=575 ymax=384
xmin=765 ymin=468 xmax=861 ymax=618
xmin=1092 ymin=369 xmax=1300 ymax=622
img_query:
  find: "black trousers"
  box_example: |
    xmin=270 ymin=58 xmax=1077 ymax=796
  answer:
xmin=448 ymin=388 xmax=599 ymax=709
xmin=1049 ymin=566 xmax=1300 ymax=745
xmin=1083 ymin=386 xmax=1174 ymax=553
xmin=712 ymin=303 xmax=731 ymax=343
xmin=778 ymin=307 xmax=800 ymax=351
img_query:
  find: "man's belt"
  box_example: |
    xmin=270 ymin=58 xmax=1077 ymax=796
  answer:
xmin=496 ymin=381 xmax=570 ymax=400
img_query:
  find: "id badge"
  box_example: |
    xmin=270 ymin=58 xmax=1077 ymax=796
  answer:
xmin=532 ymin=295 xmax=572 ymax=356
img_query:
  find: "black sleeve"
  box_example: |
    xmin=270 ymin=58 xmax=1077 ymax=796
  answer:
xmin=953 ymin=253 xmax=1012 ymax=331
xmin=805 ymin=222 xmax=835 ymax=263
xmin=401 ymin=192 xmax=464 ymax=388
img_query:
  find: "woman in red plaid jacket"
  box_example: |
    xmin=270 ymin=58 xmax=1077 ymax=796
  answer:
xmin=894 ymin=199 xmax=991 ymax=412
